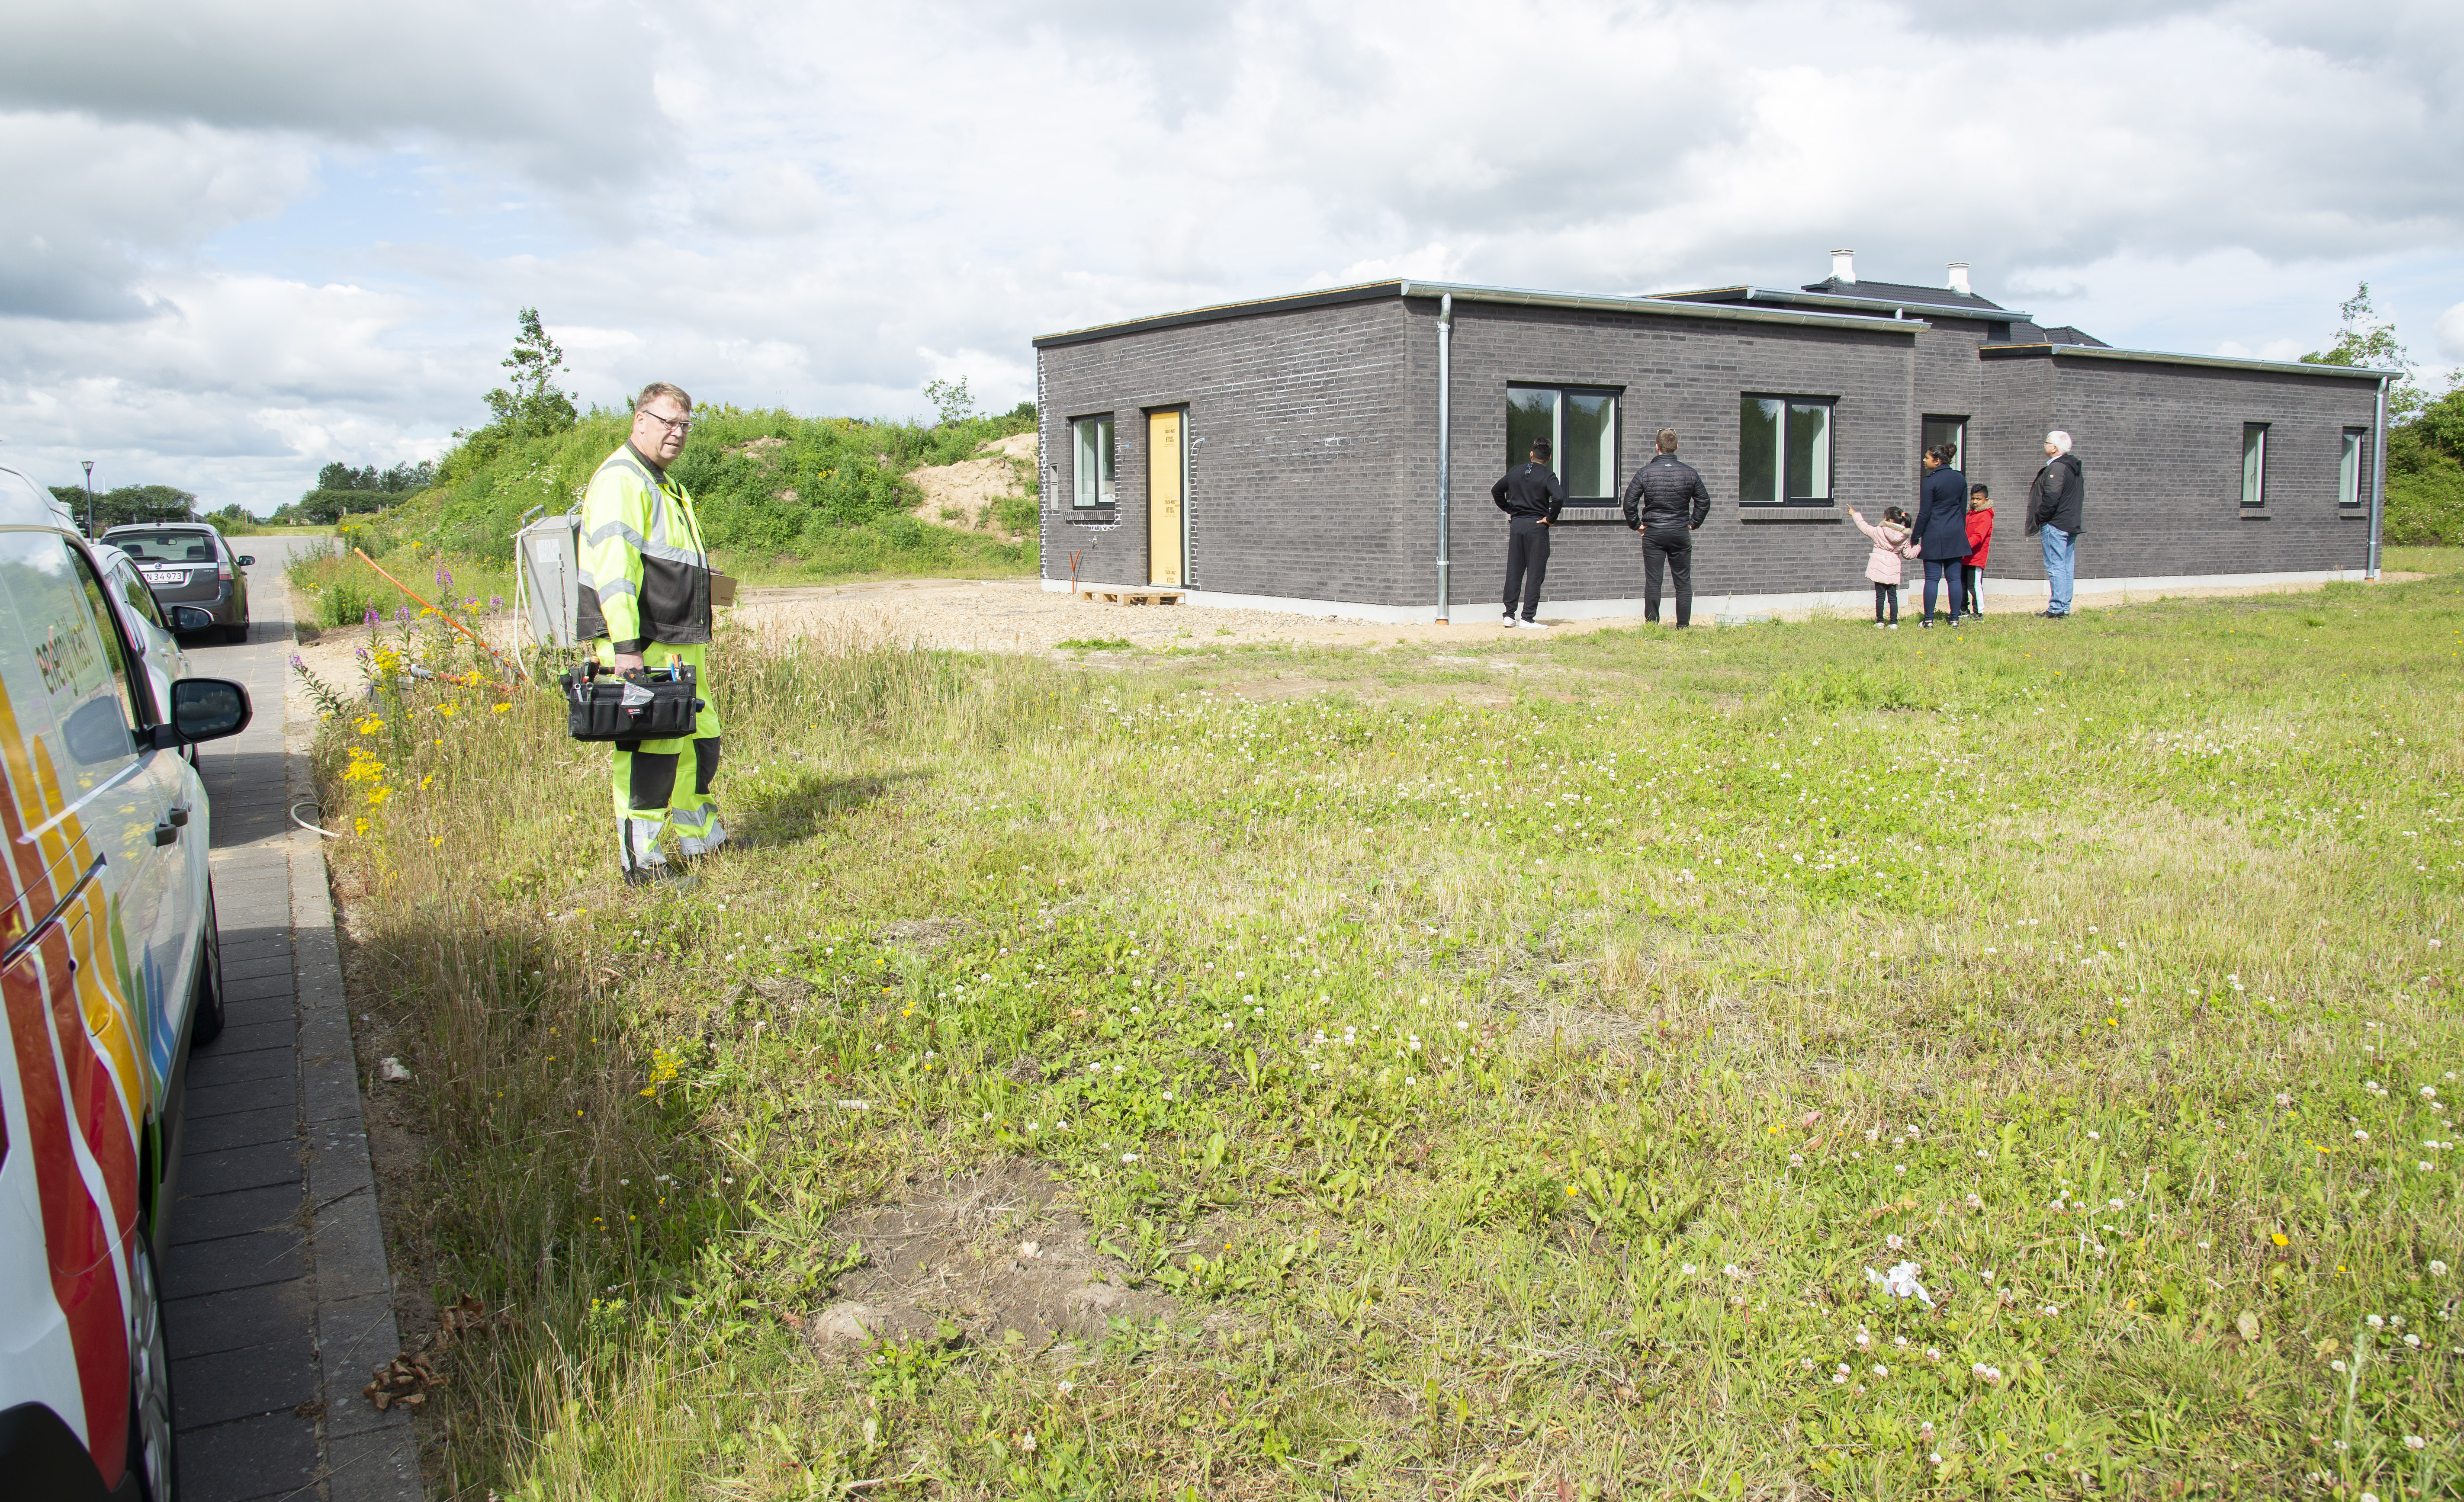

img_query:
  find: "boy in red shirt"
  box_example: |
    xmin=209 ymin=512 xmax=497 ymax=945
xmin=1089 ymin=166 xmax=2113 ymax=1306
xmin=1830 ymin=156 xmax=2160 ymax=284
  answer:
xmin=1964 ymin=484 xmax=1994 ymax=616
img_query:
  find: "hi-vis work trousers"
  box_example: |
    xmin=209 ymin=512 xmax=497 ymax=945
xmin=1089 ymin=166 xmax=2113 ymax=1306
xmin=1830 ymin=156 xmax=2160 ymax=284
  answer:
xmin=594 ymin=639 xmax=724 ymax=856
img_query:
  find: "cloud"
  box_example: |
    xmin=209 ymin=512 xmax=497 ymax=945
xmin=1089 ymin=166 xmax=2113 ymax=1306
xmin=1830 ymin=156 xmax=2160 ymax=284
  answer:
xmin=0 ymin=0 xmax=663 ymax=190
xmin=2438 ymin=303 xmax=2464 ymax=363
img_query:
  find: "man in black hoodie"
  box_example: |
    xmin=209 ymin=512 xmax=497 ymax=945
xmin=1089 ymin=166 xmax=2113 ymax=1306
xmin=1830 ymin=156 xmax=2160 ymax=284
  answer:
xmin=1619 ymin=427 xmax=1712 ymax=626
xmin=2025 ymin=430 xmax=2085 ymax=618
xmin=1491 ymin=440 xmax=1565 ymax=628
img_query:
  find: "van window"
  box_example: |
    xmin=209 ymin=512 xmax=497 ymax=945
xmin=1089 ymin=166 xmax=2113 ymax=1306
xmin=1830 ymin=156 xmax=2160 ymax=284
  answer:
xmin=114 ymin=562 xmax=168 ymax=629
xmin=69 ymin=545 xmax=154 ymax=733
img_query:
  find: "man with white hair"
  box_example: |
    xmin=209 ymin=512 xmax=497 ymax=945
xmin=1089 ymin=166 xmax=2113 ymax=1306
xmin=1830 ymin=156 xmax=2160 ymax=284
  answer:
xmin=2025 ymin=430 xmax=2084 ymax=618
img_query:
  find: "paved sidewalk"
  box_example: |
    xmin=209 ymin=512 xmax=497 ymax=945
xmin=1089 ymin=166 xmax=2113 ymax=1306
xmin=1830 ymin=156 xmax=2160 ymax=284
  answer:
xmin=167 ymin=546 xmax=421 ymax=1502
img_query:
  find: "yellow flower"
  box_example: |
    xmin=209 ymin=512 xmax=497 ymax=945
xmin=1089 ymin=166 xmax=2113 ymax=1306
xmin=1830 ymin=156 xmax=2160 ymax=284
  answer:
xmin=353 ymin=817 xmax=370 ymax=834
xmin=492 ymin=703 xmax=511 ymax=714
xmin=437 ymin=704 xmax=456 ymax=718
xmin=354 ymin=715 xmax=384 ymax=735
xmin=2271 ymin=1233 xmax=2290 ymax=1247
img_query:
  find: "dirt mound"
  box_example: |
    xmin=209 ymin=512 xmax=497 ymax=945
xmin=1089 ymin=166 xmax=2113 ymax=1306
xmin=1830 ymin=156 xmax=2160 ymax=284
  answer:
xmin=804 ymin=1159 xmax=1174 ymax=1357
xmin=908 ymin=434 xmax=1037 ymax=542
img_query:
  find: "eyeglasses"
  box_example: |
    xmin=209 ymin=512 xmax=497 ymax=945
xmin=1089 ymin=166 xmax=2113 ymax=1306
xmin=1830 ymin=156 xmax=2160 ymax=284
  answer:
xmin=639 ymin=410 xmax=693 ymax=436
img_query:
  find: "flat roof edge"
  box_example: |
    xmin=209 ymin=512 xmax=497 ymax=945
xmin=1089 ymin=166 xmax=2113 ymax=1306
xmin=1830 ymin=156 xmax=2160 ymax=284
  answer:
xmin=1657 ymin=284 xmax=2035 ymax=324
xmin=1033 ymin=282 xmax=1404 ymax=347
xmin=1981 ymin=342 xmax=2400 ymax=379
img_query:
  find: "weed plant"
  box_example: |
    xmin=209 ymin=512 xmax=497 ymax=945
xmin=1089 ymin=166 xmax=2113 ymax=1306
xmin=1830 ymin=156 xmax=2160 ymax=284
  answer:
xmin=310 ymin=562 xmax=2464 ymax=1499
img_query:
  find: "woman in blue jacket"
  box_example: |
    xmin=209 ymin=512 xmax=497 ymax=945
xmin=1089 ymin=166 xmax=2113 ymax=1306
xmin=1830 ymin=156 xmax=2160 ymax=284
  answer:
xmin=1911 ymin=443 xmax=1971 ymax=626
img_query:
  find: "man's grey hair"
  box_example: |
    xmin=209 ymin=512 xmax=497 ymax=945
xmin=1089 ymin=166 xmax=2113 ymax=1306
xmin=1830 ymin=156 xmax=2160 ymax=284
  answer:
xmin=635 ymin=382 xmax=694 ymax=414
xmin=2046 ymin=430 xmax=2072 ymax=455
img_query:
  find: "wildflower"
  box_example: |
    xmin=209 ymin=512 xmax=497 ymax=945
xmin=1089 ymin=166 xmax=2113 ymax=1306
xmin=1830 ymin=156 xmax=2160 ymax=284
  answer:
xmin=2271 ymin=1233 xmax=2290 ymax=1247
xmin=1925 ymin=1346 xmax=1941 ymax=1361
xmin=1020 ymin=1431 xmax=1037 ymax=1453
xmin=1056 ymin=1380 xmax=1075 ymax=1396
xmin=1866 ymin=1261 xmax=1934 ymax=1307
xmin=2406 ymin=1334 xmax=2422 ymax=1347
xmin=1680 ymin=1263 xmax=1697 ymax=1276
xmin=2331 ymin=1359 xmax=2348 ymax=1373
xmin=1965 ymin=1193 xmax=1983 ymax=1210
xmin=1788 ymin=1153 xmax=1804 ymax=1168
xmin=1121 ymin=1154 xmax=1140 ymax=1164
xmin=1872 ymin=1364 xmax=1888 ymax=1377
xmin=2368 ymin=1314 xmax=2384 ymax=1329
xmin=492 ymin=703 xmax=511 ymax=713
xmin=2433 ymin=1261 xmax=2450 ymax=1276
xmin=2042 ymin=1304 xmax=2060 ymax=1317
xmin=2356 ymin=1130 xmax=2371 ymax=1142
xmin=2407 ymin=1435 xmax=2427 ymax=1451
xmin=2277 ymin=1092 xmax=2293 ymax=1107
xmin=1886 ymin=1234 xmax=1904 ymax=1251
xmin=1723 ymin=1263 xmax=1745 ymax=1280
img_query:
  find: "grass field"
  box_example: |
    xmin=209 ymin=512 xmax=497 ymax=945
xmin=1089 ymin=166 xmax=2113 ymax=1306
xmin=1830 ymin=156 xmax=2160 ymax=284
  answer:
xmin=310 ymin=556 xmax=2464 ymax=1501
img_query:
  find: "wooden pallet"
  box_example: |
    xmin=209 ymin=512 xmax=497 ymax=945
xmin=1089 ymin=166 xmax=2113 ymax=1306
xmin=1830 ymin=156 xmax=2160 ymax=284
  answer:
xmin=1079 ymin=587 xmax=1183 ymax=605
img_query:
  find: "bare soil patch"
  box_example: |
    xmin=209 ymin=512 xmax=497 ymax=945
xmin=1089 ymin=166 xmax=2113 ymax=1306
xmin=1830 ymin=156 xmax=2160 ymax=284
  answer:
xmin=803 ymin=1159 xmax=1176 ymax=1358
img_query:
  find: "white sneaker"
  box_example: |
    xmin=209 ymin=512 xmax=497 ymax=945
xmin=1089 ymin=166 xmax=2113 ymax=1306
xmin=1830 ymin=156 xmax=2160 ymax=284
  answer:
xmin=1500 ymin=614 xmax=1517 ymax=628
xmin=1520 ymin=619 xmax=1550 ymax=630
xmin=1874 ymin=620 xmax=1888 ymax=629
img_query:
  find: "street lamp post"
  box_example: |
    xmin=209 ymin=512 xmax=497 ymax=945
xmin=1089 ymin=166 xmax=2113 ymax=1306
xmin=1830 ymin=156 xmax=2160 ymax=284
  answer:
xmin=81 ymin=461 xmax=94 ymax=537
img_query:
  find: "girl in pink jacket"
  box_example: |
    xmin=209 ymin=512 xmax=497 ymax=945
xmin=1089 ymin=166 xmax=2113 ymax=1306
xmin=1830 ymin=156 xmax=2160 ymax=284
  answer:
xmin=1849 ymin=506 xmax=1920 ymax=628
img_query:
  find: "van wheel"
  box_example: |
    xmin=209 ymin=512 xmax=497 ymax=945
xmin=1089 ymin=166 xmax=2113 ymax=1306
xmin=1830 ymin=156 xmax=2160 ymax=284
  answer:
xmin=128 ymin=1236 xmax=177 ymax=1499
xmin=188 ymin=884 xmax=225 ymax=1049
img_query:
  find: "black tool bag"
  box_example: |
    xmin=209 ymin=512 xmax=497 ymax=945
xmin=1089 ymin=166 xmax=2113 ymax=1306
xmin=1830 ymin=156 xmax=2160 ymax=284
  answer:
xmin=560 ymin=662 xmax=704 ymax=744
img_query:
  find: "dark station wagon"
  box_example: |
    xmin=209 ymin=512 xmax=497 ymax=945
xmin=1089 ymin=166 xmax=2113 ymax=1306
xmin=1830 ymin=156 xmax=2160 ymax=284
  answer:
xmin=98 ymin=526 xmax=253 ymax=644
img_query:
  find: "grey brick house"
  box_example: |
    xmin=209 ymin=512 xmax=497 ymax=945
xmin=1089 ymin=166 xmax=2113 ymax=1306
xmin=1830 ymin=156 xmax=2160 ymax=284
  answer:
xmin=1032 ymin=253 xmax=2393 ymax=621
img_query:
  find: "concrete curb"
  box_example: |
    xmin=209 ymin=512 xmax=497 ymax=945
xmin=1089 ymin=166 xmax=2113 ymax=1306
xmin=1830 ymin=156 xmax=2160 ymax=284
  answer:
xmin=290 ymin=734 xmax=423 ymax=1500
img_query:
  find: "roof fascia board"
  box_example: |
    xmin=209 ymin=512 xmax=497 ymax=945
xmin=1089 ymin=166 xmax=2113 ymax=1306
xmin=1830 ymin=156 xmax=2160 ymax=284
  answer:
xmin=1746 ymin=286 xmax=2033 ymax=323
xmin=1981 ymin=342 xmax=2400 ymax=380
xmin=1033 ymin=279 xmax=1927 ymax=347
xmin=1395 ymin=280 xmax=1923 ymax=335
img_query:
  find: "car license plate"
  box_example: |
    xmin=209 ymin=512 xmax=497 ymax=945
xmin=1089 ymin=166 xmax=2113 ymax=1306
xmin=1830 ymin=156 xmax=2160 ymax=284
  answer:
xmin=142 ymin=570 xmax=184 ymax=585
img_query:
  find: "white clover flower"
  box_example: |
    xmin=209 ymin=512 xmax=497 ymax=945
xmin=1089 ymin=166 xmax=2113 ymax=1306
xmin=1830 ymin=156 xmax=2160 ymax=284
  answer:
xmin=2043 ymin=1304 xmax=2060 ymax=1317
xmin=1886 ymin=1234 xmax=1905 ymax=1251
xmin=2368 ymin=1314 xmax=2385 ymax=1329
xmin=1789 ymin=1153 xmax=1805 ymax=1168
xmin=1800 ymin=1358 xmax=1815 ymax=1371
xmin=2108 ymin=1197 xmax=2126 ymax=1210
xmin=1873 ymin=1364 xmax=1889 ymax=1377
xmin=2331 ymin=1359 xmax=2348 ymax=1373
xmin=2277 ymin=1092 xmax=2293 ymax=1107
xmin=2087 ymin=1131 xmax=2101 ymax=1141
xmin=1965 ymin=1193 xmax=1985 ymax=1210
xmin=1723 ymin=1263 xmax=1746 ymax=1280
xmin=1925 ymin=1346 xmax=1942 ymax=1361
xmin=1680 ymin=1263 xmax=1697 ymax=1276
xmin=2407 ymin=1435 xmax=2427 ymax=1451
xmin=2356 ymin=1130 xmax=2371 ymax=1142
xmin=1893 ymin=1335 xmax=1907 ymax=1347
xmin=2406 ymin=1334 xmax=2422 ymax=1348
xmin=1120 ymin=1153 xmax=1140 ymax=1164
xmin=2432 ymin=1260 xmax=2450 ymax=1276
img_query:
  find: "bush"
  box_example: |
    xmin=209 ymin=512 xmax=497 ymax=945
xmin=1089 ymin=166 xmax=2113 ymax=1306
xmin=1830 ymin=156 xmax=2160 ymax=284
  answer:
xmin=2384 ymin=458 xmax=2464 ymax=546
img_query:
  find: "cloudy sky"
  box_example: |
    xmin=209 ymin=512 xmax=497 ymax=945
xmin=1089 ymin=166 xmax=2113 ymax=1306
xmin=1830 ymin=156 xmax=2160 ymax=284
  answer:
xmin=4 ymin=0 xmax=2460 ymax=514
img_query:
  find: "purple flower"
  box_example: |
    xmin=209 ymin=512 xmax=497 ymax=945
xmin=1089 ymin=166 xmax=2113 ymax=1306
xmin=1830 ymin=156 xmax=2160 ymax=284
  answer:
xmin=488 ymin=594 xmax=503 ymax=611
xmin=288 ymin=653 xmax=304 ymax=669
xmin=435 ymin=565 xmax=453 ymax=589
xmin=395 ymin=605 xmax=410 ymax=623
xmin=354 ymin=647 xmax=371 ymax=661
xmin=363 ymin=607 xmax=380 ymax=627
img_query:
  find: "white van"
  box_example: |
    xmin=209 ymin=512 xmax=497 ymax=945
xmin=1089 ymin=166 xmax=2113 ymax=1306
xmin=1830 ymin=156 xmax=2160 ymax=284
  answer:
xmin=0 ymin=465 xmax=254 ymax=1498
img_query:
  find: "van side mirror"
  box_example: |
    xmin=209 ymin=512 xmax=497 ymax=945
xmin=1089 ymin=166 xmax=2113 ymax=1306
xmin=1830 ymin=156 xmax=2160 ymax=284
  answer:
xmin=150 ymin=678 xmax=252 ymax=748
xmin=237 ymin=555 xmax=255 ymax=568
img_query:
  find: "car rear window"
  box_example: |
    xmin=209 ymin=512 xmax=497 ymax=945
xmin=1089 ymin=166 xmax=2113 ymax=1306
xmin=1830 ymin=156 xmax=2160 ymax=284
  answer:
xmin=109 ymin=530 xmax=220 ymax=563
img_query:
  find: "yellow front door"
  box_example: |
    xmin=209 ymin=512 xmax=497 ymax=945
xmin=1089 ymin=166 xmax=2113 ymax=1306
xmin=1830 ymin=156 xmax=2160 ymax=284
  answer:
xmin=1148 ymin=410 xmax=1184 ymax=587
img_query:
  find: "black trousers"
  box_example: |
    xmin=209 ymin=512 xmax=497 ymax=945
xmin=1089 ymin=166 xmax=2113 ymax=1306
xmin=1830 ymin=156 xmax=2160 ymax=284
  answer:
xmin=1873 ymin=584 xmax=1899 ymax=622
xmin=1503 ymin=517 xmax=1551 ymax=621
xmin=1640 ymin=528 xmax=1693 ymax=625
xmin=1963 ymin=564 xmax=1985 ymax=613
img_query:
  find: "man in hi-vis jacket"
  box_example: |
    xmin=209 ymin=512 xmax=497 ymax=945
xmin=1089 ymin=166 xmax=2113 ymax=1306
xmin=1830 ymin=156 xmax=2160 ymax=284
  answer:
xmin=576 ymin=382 xmax=727 ymax=884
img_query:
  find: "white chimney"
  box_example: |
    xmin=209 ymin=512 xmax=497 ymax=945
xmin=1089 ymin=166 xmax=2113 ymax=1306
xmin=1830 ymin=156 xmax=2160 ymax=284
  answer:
xmin=1831 ymin=249 xmax=1857 ymax=285
xmin=1947 ymin=262 xmax=1972 ymax=296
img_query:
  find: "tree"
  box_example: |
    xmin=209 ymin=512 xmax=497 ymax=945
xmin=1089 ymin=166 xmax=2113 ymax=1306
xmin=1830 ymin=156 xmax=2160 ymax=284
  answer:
xmin=2303 ymin=282 xmax=2422 ymax=422
xmin=923 ymin=376 xmax=976 ymax=427
xmin=482 ymin=308 xmax=578 ymax=438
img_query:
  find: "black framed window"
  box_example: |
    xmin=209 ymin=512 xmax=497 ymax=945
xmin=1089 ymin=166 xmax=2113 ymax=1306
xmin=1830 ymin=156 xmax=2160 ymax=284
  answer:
xmin=2241 ymin=423 xmax=2268 ymax=508
xmin=1070 ymin=414 xmax=1116 ymax=508
xmin=1505 ymin=384 xmax=1620 ymax=499
xmin=1921 ymin=414 xmax=1967 ymax=472
xmin=2339 ymin=426 xmax=2369 ymax=507
xmin=1740 ymin=395 xmax=1835 ymax=505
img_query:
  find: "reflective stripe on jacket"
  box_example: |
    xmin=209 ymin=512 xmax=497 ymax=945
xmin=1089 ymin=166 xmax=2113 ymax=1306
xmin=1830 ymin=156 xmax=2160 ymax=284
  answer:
xmin=574 ymin=441 xmax=712 ymax=651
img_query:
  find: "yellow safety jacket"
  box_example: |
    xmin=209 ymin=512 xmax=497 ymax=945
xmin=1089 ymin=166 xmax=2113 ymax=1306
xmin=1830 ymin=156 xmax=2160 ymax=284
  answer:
xmin=574 ymin=440 xmax=713 ymax=652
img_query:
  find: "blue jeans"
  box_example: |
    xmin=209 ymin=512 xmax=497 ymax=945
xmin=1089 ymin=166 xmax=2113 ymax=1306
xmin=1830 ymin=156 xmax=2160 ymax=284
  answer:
xmin=2040 ymin=526 xmax=2076 ymax=614
xmin=1923 ymin=557 xmax=1965 ymax=619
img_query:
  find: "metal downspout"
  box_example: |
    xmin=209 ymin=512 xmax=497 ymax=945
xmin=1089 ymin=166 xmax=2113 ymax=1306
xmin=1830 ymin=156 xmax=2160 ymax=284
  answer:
xmin=2368 ymin=373 xmax=2389 ymax=581
xmin=1436 ymin=293 xmax=1453 ymax=622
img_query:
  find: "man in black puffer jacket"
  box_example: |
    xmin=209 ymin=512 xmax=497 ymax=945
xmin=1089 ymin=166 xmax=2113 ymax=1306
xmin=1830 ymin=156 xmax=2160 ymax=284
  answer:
xmin=1619 ymin=428 xmax=1712 ymax=626
xmin=2025 ymin=430 xmax=2086 ymax=618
